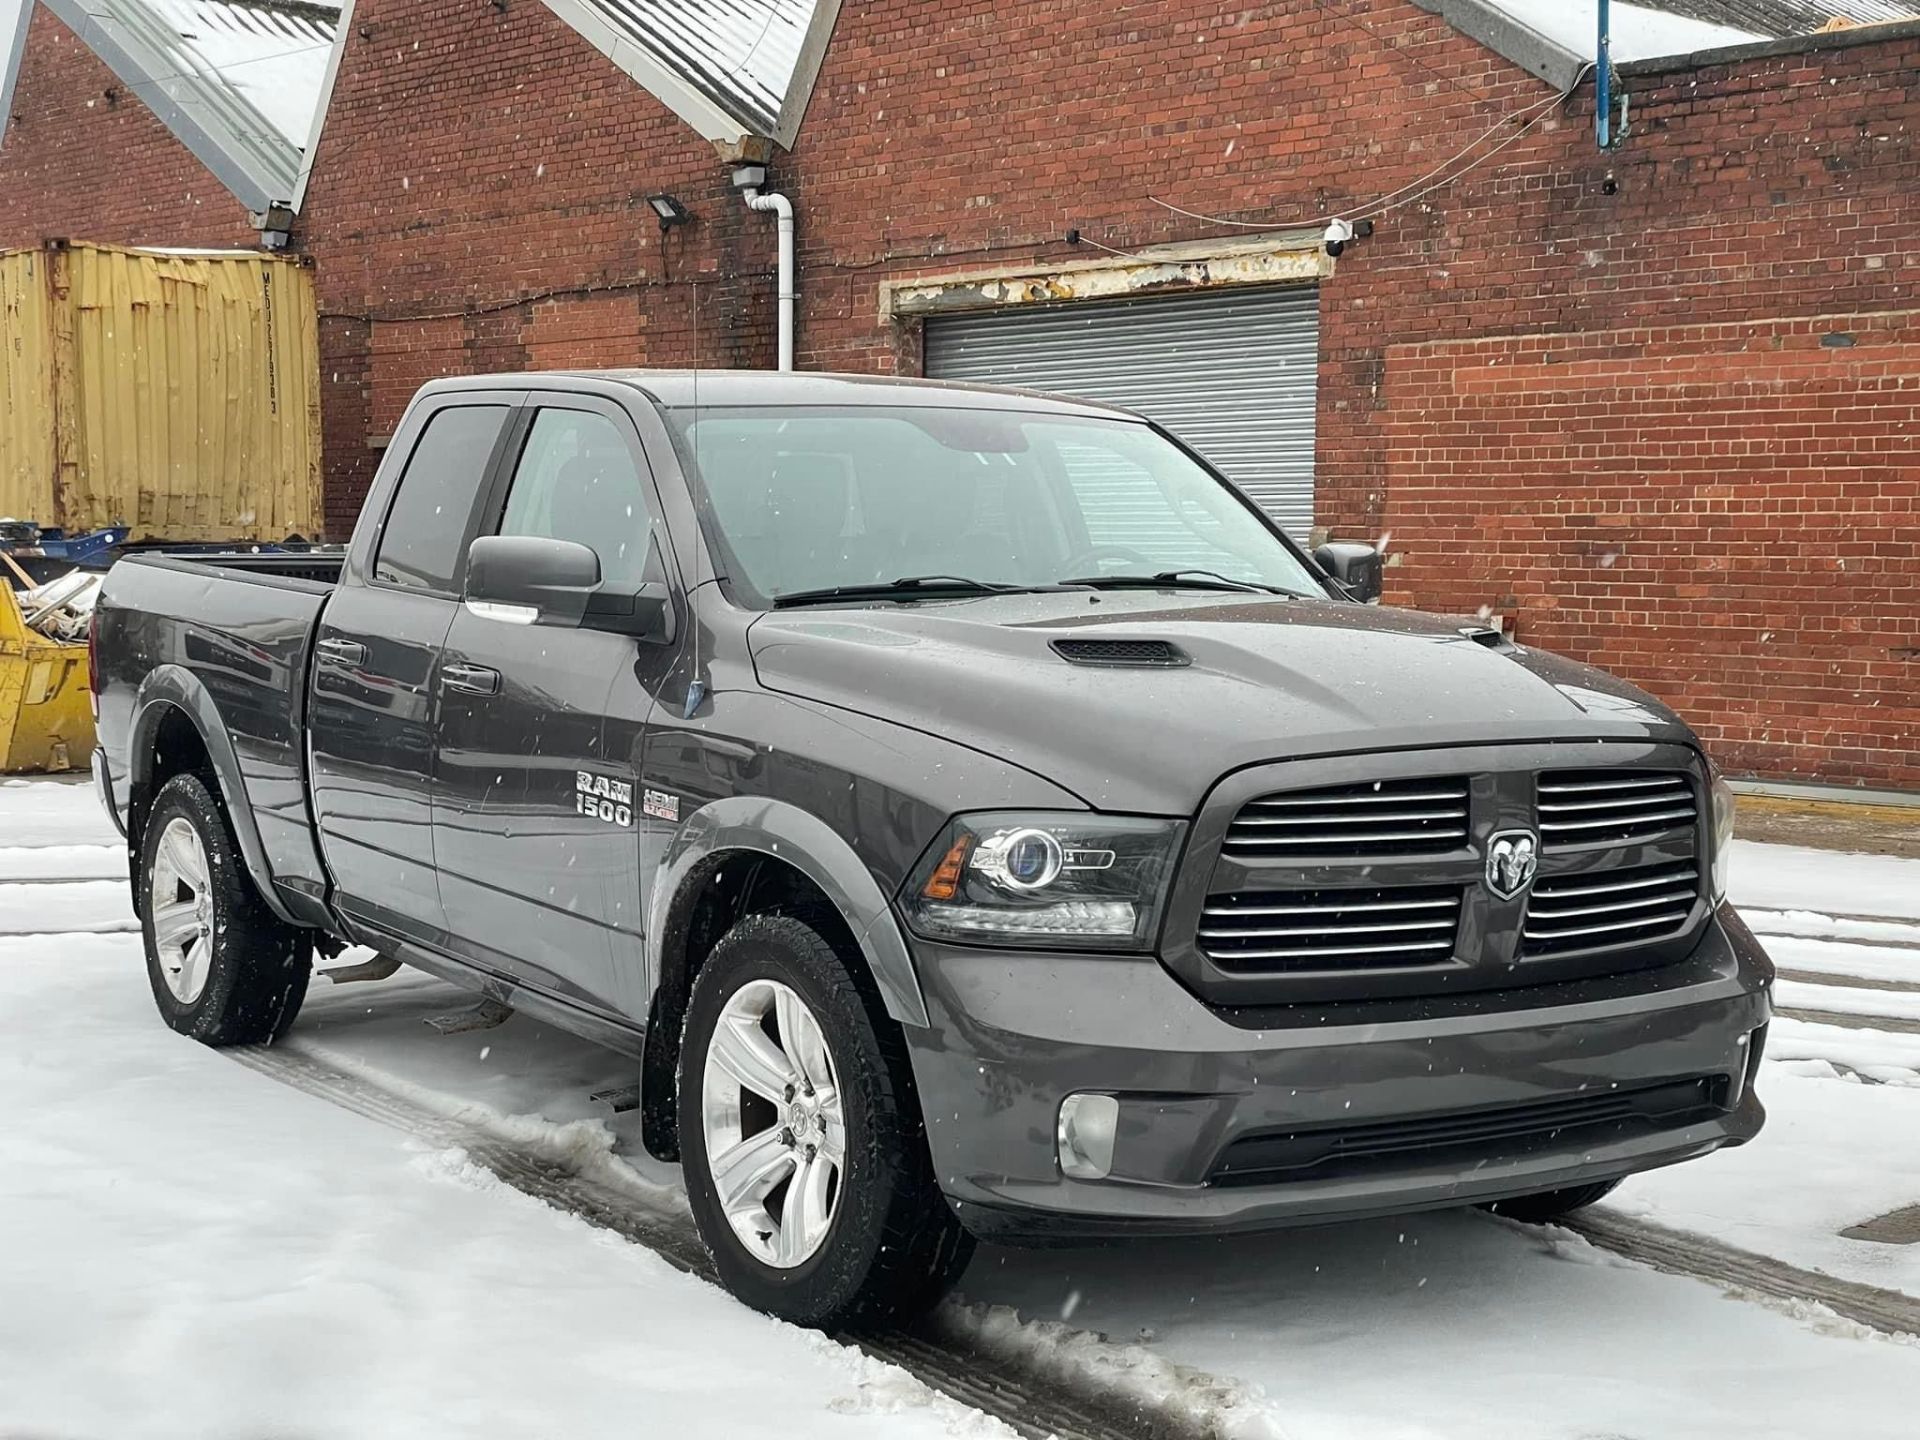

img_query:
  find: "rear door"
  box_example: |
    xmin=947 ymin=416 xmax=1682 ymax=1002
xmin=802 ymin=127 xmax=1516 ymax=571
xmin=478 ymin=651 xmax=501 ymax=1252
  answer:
xmin=431 ymin=393 xmax=684 ymax=1020
xmin=309 ymin=393 xmax=520 ymax=943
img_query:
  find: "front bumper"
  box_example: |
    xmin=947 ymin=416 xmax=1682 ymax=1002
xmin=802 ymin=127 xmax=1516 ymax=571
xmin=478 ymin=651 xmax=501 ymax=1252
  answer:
xmin=904 ymin=906 xmax=1772 ymax=1243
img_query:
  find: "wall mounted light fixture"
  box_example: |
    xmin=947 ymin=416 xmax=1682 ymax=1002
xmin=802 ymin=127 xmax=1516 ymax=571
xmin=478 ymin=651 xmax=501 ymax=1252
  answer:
xmin=646 ymin=194 xmax=692 ymax=233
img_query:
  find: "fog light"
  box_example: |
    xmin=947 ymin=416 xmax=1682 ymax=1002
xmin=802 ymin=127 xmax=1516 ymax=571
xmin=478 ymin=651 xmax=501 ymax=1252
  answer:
xmin=1056 ymin=1093 xmax=1118 ymax=1179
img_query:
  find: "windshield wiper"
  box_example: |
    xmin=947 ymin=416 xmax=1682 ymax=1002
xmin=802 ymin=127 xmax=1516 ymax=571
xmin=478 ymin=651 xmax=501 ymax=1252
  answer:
xmin=771 ymin=575 xmax=1046 ymax=609
xmin=1055 ymin=569 xmax=1297 ymax=596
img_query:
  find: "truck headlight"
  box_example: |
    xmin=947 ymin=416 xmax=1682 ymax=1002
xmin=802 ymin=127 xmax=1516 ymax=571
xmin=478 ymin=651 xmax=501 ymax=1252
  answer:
xmin=1709 ymin=763 xmax=1736 ymax=905
xmin=903 ymin=812 xmax=1185 ymax=950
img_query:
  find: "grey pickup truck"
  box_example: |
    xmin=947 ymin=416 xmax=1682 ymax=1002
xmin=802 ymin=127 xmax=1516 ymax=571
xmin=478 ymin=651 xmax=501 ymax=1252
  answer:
xmin=92 ymin=370 xmax=1772 ymax=1328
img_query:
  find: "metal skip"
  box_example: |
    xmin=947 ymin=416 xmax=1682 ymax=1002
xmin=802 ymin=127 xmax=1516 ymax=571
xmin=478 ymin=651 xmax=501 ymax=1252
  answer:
xmin=0 ymin=556 xmax=95 ymax=773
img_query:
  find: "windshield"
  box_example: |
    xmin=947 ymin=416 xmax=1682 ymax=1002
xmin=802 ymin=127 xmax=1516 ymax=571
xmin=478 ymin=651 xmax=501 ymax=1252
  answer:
xmin=663 ymin=404 xmax=1326 ymax=606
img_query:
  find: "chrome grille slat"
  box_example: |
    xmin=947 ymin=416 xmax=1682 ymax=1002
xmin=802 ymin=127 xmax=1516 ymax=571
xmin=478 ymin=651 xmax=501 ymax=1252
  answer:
xmin=1536 ymin=775 xmax=1680 ymax=794
xmin=1203 ymin=897 xmax=1457 ymax=917
xmin=1215 ymin=940 xmax=1456 ymax=961
xmin=1201 ymin=883 xmax=1462 ymax=974
xmin=1523 ymin=909 xmax=1691 ymax=941
xmin=1519 ymin=867 xmax=1698 ymax=899
xmin=1224 ymin=828 xmax=1465 ymax=847
xmin=1242 ymin=789 xmax=1464 ymax=808
xmin=1224 ymin=776 xmax=1469 ymax=858
xmin=1199 ymin=918 xmax=1457 ymax=939
xmin=1526 ymin=889 xmax=1697 ymax=922
xmin=1538 ymin=791 xmax=1687 ymax=813
xmin=1232 ymin=809 xmax=1469 ymax=827
xmin=1540 ymin=807 xmax=1693 ymax=833
xmin=1537 ymin=770 xmax=1698 ymax=849
xmin=1522 ymin=859 xmax=1699 ymax=956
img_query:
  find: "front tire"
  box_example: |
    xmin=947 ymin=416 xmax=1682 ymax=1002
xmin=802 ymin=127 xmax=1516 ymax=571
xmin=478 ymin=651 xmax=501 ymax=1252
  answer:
xmin=139 ymin=773 xmax=312 ymax=1045
xmin=678 ymin=911 xmax=971 ymax=1329
xmin=1482 ymin=1178 xmax=1622 ymax=1224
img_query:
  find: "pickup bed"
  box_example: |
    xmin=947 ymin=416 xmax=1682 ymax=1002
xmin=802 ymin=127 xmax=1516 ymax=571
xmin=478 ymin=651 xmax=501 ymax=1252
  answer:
xmin=93 ymin=369 xmax=1773 ymax=1329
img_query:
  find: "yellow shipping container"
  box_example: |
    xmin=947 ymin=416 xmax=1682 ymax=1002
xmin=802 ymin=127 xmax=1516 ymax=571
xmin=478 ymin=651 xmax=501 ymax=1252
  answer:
xmin=0 ymin=241 xmax=322 ymax=542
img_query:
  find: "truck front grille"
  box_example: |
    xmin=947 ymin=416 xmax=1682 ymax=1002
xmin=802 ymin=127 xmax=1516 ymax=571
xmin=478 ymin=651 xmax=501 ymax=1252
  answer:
xmin=1184 ymin=746 xmax=1710 ymax=1005
xmin=1522 ymin=861 xmax=1699 ymax=956
xmin=1537 ymin=770 xmax=1696 ymax=849
xmin=1199 ymin=884 xmax=1461 ymax=973
xmin=1223 ymin=777 xmax=1469 ymax=859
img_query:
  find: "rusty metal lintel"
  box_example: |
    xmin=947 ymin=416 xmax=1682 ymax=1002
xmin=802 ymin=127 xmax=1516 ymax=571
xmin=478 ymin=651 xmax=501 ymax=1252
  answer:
xmin=879 ymin=234 xmax=1328 ymax=323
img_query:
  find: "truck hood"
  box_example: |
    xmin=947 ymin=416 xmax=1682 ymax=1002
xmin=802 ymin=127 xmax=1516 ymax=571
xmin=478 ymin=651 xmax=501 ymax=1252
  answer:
xmin=747 ymin=592 xmax=1696 ymax=814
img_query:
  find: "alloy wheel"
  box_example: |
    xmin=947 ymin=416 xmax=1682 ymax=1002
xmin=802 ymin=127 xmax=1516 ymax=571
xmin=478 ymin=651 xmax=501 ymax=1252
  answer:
xmin=150 ymin=816 xmax=215 ymax=1004
xmin=700 ymin=977 xmax=847 ymax=1268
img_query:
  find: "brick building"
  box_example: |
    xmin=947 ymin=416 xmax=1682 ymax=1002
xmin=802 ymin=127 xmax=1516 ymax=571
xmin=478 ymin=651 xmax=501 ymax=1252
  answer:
xmin=8 ymin=0 xmax=1918 ymax=789
xmin=0 ymin=0 xmax=343 ymax=248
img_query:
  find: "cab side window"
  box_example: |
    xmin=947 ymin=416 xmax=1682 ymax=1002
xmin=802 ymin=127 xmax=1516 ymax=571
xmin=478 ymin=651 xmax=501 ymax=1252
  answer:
xmin=373 ymin=404 xmax=511 ymax=593
xmin=498 ymin=408 xmax=657 ymax=590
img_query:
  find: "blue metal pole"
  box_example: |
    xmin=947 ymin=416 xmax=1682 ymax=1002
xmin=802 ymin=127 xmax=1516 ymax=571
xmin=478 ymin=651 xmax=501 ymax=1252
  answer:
xmin=1597 ymin=0 xmax=1612 ymax=149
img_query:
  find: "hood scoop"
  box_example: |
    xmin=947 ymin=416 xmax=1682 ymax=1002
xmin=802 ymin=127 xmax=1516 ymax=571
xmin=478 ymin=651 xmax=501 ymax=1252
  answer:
xmin=1050 ymin=638 xmax=1191 ymax=668
xmin=1457 ymin=625 xmax=1512 ymax=650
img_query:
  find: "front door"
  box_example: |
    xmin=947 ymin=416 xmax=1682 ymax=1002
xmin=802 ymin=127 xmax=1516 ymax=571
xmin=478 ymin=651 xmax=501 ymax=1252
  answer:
xmin=432 ymin=395 xmax=684 ymax=1020
xmin=309 ymin=397 xmax=519 ymax=943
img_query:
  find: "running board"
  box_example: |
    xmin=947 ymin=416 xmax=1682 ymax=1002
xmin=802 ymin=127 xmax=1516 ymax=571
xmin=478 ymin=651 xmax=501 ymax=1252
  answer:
xmin=424 ymin=997 xmax=515 ymax=1034
xmin=589 ymin=1082 xmax=641 ymax=1113
xmin=320 ymin=955 xmax=403 ymax=985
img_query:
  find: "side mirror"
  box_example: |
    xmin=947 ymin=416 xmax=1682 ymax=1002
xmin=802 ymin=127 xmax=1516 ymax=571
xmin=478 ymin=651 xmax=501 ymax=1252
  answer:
xmin=465 ymin=535 xmax=600 ymax=627
xmin=1313 ymin=542 xmax=1384 ymax=605
xmin=582 ymin=581 xmax=675 ymax=643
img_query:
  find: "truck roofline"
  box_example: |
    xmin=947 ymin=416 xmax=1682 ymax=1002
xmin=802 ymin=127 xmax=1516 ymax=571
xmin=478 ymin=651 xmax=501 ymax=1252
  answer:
xmin=409 ymin=368 xmax=1147 ymax=421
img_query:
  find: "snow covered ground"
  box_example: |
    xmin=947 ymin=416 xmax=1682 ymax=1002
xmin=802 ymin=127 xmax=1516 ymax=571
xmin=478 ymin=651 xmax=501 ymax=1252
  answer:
xmin=4 ymin=775 xmax=1920 ymax=1439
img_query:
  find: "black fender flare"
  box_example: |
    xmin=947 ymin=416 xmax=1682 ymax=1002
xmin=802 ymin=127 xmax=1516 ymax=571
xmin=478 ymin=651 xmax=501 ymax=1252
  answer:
xmin=128 ymin=664 xmax=302 ymax=927
xmin=646 ymin=795 xmax=928 ymax=1028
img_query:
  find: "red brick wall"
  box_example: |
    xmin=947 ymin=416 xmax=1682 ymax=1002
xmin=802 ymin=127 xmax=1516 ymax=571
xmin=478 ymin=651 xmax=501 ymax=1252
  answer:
xmin=1383 ymin=315 xmax=1920 ymax=786
xmin=1339 ymin=41 xmax=1920 ymax=788
xmin=0 ymin=5 xmax=255 ymax=249
xmin=292 ymin=0 xmax=1919 ymax=787
xmin=295 ymin=0 xmax=770 ymax=534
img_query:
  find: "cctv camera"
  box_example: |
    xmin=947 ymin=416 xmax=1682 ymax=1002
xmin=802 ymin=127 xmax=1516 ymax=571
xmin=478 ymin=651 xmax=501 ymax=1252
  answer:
xmin=1323 ymin=218 xmax=1355 ymax=258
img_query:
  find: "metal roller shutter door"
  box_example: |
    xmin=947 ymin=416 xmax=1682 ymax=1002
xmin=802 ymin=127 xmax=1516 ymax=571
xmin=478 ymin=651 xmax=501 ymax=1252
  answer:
xmin=923 ymin=285 xmax=1319 ymax=538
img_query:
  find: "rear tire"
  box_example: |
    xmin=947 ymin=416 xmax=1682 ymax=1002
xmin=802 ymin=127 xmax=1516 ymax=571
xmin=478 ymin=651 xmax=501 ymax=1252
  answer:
xmin=1482 ymin=1178 xmax=1622 ymax=1224
xmin=678 ymin=910 xmax=971 ymax=1329
xmin=139 ymin=772 xmax=311 ymax=1045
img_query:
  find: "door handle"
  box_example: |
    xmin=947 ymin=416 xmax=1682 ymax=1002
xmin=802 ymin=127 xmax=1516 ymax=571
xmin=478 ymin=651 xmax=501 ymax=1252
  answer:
xmin=442 ymin=662 xmax=502 ymax=696
xmin=316 ymin=637 xmax=367 ymax=666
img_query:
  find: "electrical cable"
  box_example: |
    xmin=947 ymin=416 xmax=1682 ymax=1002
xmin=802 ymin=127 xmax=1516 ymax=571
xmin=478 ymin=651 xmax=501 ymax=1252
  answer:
xmin=1068 ymin=234 xmax=1155 ymax=262
xmin=1148 ymin=69 xmax=1587 ymax=233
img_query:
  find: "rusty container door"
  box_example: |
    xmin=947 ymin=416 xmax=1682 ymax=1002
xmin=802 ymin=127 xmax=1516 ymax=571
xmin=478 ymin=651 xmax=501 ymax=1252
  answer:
xmin=0 ymin=242 xmax=323 ymax=542
xmin=0 ymin=248 xmax=58 ymax=525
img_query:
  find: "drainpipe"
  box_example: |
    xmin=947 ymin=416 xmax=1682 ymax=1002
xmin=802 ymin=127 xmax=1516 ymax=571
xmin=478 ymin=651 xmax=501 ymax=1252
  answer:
xmin=734 ymin=165 xmax=795 ymax=371
xmin=1597 ymin=0 xmax=1613 ymax=150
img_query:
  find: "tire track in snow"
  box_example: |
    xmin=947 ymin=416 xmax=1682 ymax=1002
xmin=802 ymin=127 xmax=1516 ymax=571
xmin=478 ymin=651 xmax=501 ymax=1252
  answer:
xmin=1565 ymin=1210 xmax=1920 ymax=1341
xmin=224 ymin=1043 xmax=1212 ymax=1440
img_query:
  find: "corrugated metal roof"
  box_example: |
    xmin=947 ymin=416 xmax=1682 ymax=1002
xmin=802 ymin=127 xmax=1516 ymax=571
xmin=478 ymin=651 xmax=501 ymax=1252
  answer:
xmin=144 ymin=0 xmax=338 ymax=146
xmin=540 ymin=0 xmax=839 ymax=146
xmin=1648 ymin=1 xmax=1920 ymax=35
xmin=1422 ymin=0 xmax=1918 ymax=88
xmin=1477 ymin=0 xmax=1919 ymax=67
xmin=3 ymin=1 xmax=341 ymax=212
